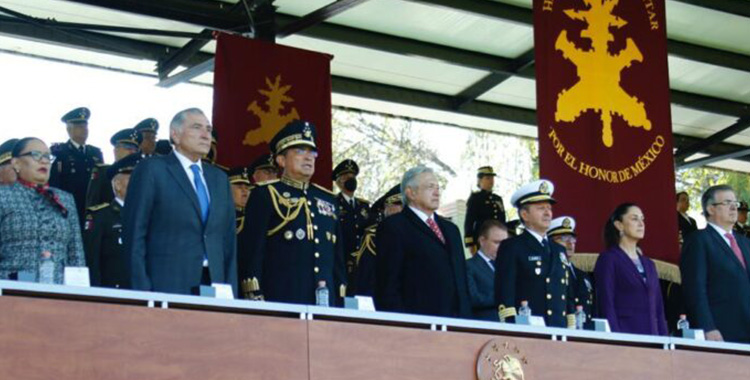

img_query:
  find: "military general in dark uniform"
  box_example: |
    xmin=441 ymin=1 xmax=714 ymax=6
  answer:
xmin=547 ymin=216 xmax=594 ymax=323
xmin=248 ymin=152 xmax=278 ymax=184
xmin=464 ymin=166 xmax=505 ymax=252
xmin=495 ymin=179 xmax=574 ymax=328
xmin=134 ymin=118 xmax=159 ymax=157
xmin=49 ymin=107 xmax=103 ymax=225
xmin=352 ymin=184 xmax=403 ymax=297
xmin=85 ymin=128 xmax=140 ymax=209
xmin=82 ymin=153 xmax=142 ymax=289
xmin=333 ymin=159 xmax=370 ymax=294
xmin=226 ymin=167 xmax=251 ymax=235
xmin=0 ymin=138 xmax=19 ymax=185
xmin=237 ymin=120 xmax=346 ymax=306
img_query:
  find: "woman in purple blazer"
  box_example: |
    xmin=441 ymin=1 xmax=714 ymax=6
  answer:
xmin=594 ymin=203 xmax=668 ymax=336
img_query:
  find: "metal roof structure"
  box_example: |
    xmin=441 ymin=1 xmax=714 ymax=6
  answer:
xmin=1 ymin=0 xmax=749 ymax=171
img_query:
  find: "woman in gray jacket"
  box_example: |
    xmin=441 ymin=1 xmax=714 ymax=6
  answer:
xmin=0 ymin=137 xmax=85 ymax=283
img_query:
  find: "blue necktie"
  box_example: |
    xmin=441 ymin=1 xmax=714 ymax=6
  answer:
xmin=190 ymin=164 xmax=210 ymax=224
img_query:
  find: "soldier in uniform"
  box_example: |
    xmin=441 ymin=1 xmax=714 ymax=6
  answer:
xmin=155 ymin=139 xmax=173 ymax=156
xmin=82 ymin=153 xmax=142 ymax=289
xmin=85 ymin=128 xmax=141 ymax=209
xmin=134 ymin=118 xmax=159 ymax=157
xmin=352 ymin=184 xmax=403 ymax=296
xmin=237 ymin=120 xmax=346 ymax=305
xmin=248 ymin=153 xmax=278 ymax=184
xmin=547 ymin=216 xmax=594 ymax=323
xmin=464 ymin=166 xmax=506 ymax=252
xmin=0 ymin=138 xmax=19 ymax=185
xmin=49 ymin=107 xmax=103 ymax=225
xmin=227 ymin=167 xmax=251 ymax=234
xmin=332 ymin=159 xmax=370 ymax=294
xmin=495 ymin=179 xmax=575 ymax=328
xmin=733 ymin=201 xmax=750 ymax=238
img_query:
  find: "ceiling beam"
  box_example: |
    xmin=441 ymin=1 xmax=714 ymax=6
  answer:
xmin=277 ymin=0 xmax=372 ymax=38
xmin=403 ymin=0 xmax=750 ymax=74
xmin=157 ymin=29 xmax=213 ymax=80
xmin=674 ymin=0 xmax=750 ymax=18
xmin=452 ymin=48 xmax=534 ymax=109
xmin=678 ymin=146 xmax=750 ymax=170
xmin=1 ymin=18 xmax=748 ymax=168
xmin=674 ymin=117 xmax=750 ymax=162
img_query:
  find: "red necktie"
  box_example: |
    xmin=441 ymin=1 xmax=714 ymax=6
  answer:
xmin=426 ymin=218 xmax=445 ymax=244
xmin=725 ymin=233 xmax=747 ymax=269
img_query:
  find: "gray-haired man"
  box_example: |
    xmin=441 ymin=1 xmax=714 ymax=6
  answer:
xmin=375 ymin=165 xmax=471 ymax=318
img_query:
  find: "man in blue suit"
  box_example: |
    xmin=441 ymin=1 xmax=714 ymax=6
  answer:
xmin=465 ymin=220 xmax=508 ymax=321
xmin=682 ymin=184 xmax=750 ymax=343
xmin=123 ymin=108 xmax=237 ymax=296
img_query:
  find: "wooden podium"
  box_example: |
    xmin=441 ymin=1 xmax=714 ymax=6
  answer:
xmin=0 ymin=281 xmax=748 ymax=380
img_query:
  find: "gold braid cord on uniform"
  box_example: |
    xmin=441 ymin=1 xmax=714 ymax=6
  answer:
xmin=498 ymin=305 xmax=517 ymax=320
xmin=566 ymin=314 xmax=576 ymax=329
xmin=266 ymin=185 xmax=314 ymax=239
xmin=352 ymin=228 xmax=376 ymax=266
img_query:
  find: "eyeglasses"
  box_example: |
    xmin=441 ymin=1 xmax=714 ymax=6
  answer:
xmin=712 ymin=200 xmax=741 ymax=208
xmin=17 ymin=151 xmax=54 ymax=162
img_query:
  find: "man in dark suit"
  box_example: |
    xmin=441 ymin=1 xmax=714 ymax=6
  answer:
xmin=681 ymin=184 xmax=750 ymax=343
xmin=547 ymin=216 xmax=594 ymax=322
xmin=466 ymin=220 xmax=508 ymax=321
xmin=333 ymin=159 xmax=370 ymax=295
xmin=83 ymin=153 xmax=142 ymax=289
xmin=122 ymin=108 xmax=237 ymax=296
xmin=49 ymin=107 xmax=104 ymax=225
xmin=85 ymin=128 xmax=140 ymax=209
xmin=375 ymin=166 xmax=471 ymax=318
xmin=677 ymin=191 xmax=698 ymax=245
xmin=464 ymin=166 xmax=505 ymax=252
xmin=237 ymin=120 xmax=346 ymax=305
xmin=495 ymin=180 xmax=574 ymax=328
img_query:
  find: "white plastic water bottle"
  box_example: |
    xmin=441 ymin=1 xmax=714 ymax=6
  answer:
xmin=518 ymin=300 xmax=531 ymax=317
xmin=38 ymin=251 xmax=55 ymax=284
xmin=575 ymin=305 xmax=586 ymax=330
xmin=315 ymin=280 xmax=329 ymax=307
xmin=677 ymin=314 xmax=690 ymax=331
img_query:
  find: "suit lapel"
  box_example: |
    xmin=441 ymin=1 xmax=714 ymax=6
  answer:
xmin=404 ymin=207 xmax=445 ymax=246
xmin=204 ymin=165 xmax=219 ymax=227
xmin=166 ymin=153 xmax=202 ymax=220
xmin=707 ymin=227 xmax=746 ymax=270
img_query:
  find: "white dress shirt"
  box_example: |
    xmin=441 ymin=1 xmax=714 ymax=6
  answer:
xmin=708 ymin=222 xmax=733 ymax=248
xmin=476 ymin=250 xmax=495 ymax=272
xmin=173 ymin=150 xmax=210 ymax=202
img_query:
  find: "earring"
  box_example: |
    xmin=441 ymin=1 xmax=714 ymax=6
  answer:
xmin=619 ymin=229 xmax=624 ymax=237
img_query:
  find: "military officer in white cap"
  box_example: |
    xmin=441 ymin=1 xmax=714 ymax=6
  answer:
xmin=548 ymin=216 xmax=594 ymax=324
xmin=495 ymin=179 xmax=575 ymax=328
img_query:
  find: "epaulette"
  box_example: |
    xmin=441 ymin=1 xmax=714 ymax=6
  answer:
xmin=355 ymin=197 xmax=370 ymax=204
xmin=50 ymin=143 xmax=65 ymax=154
xmin=255 ymin=179 xmax=279 ymax=187
xmin=86 ymin=202 xmax=109 ymax=212
xmin=312 ymin=183 xmax=336 ymax=196
xmin=94 ymin=163 xmax=107 ymax=168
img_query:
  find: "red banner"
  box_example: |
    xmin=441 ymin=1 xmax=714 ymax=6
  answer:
xmin=534 ymin=0 xmax=678 ymax=262
xmin=212 ymin=33 xmax=333 ymax=186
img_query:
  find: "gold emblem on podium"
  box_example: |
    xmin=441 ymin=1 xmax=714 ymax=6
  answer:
xmin=477 ymin=338 xmax=528 ymax=380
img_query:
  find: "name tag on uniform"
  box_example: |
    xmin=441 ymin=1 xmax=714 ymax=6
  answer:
xmin=528 ymin=256 xmax=542 ymax=261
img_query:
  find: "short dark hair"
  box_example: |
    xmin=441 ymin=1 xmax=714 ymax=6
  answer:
xmin=603 ymin=202 xmax=638 ymax=249
xmin=11 ymin=137 xmax=43 ymax=158
xmin=702 ymin=184 xmax=734 ymax=218
xmin=479 ymin=219 xmax=508 ymax=239
xmin=676 ymin=191 xmax=688 ymax=201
